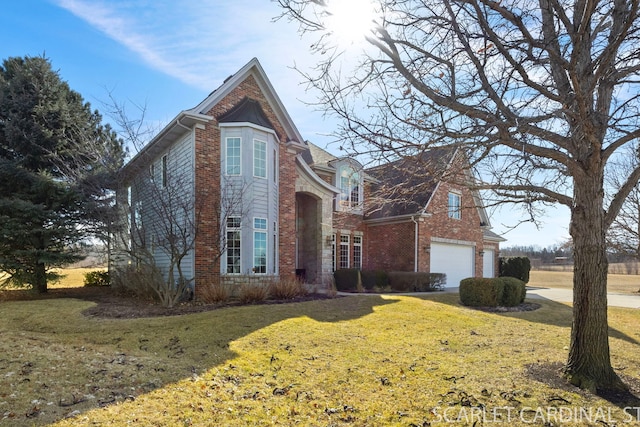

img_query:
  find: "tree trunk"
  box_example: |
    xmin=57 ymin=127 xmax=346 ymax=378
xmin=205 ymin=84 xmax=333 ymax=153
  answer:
xmin=565 ymin=172 xmax=625 ymax=392
xmin=33 ymin=261 xmax=48 ymax=293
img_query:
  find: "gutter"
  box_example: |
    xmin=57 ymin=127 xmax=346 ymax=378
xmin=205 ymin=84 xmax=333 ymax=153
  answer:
xmin=411 ymin=215 xmax=419 ymax=272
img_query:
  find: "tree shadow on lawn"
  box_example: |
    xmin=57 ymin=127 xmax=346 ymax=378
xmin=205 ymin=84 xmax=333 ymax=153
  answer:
xmin=419 ymin=291 xmax=639 ymax=346
xmin=0 ymin=289 xmax=399 ymax=426
xmin=414 ymin=291 xmax=640 ymax=415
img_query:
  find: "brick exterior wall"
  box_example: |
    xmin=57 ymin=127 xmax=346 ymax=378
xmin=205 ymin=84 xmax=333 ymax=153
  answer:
xmin=193 ymin=74 xmax=298 ymax=297
xmin=365 ymin=221 xmax=416 ymax=271
xmin=362 ymin=153 xmax=493 ymax=277
xmin=423 ymin=179 xmax=485 ymax=277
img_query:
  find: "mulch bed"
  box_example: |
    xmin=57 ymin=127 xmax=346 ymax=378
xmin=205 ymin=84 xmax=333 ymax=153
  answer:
xmin=473 ymin=302 xmax=542 ymax=313
xmin=0 ymin=286 xmax=334 ymax=319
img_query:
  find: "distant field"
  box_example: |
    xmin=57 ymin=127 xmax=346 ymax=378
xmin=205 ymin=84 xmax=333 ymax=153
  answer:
xmin=538 ymin=262 xmax=640 ymax=275
xmin=529 ymin=270 xmax=640 ymax=294
xmin=0 ymin=267 xmax=104 ymax=290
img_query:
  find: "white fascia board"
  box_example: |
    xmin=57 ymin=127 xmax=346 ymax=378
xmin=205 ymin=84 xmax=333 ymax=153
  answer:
xmin=364 ymin=212 xmax=431 ymax=226
xmin=219 ymin=121 xmax=277 ymax=138
xmin=121 ymin=111 xmax=212 ymax=180
xmin=190 ymin=58 xmax=306 ymax=145
xmin=296 ymin=155 xmax=340 ymax=194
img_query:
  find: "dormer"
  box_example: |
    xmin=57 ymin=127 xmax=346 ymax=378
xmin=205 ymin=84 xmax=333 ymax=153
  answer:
xmin=330 ymin=158 xmax=364 ymax=214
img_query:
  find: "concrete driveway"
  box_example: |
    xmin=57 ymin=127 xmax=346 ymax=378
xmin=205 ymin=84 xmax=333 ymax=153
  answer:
xmin=525 ymin=286 xmax=640 ymax=309
xmin=442 ymin=286 xmax=640 ymax=308
xmin=342 ymin=287 xmax=640 ymax=308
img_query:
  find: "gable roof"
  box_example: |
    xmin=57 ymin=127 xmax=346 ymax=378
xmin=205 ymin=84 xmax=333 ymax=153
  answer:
xmin=121 ymin=58 xmax=306 ymax=180
xmin=365 ymin=148 xmax=456 ymax=220
xmin=190 ymin=58 xmax=305 ymax=146
xmin=120 ymin=111 xmax=212 ymax=181
xmin=301 ymin=142 xmax=378 ymax=184
xmin=301 ymin=142 xmax=338 ymax=170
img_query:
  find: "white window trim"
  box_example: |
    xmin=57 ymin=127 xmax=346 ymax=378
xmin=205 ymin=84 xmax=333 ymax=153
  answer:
xmin=353 ymin=235 xmax=362 ymax=270
xmin=336 ymin=164 xmax=363 ymax=212
xmin=225 ymin=137 xmax=242 ymax=176
xmin=253 ymin=139 xmax=267 ymax=179
xmin=448 ymin=191 xmax=462 ymax=220
xmin=253 ymin=217 xmax=268 ymax=274
xmin=226 ymin=216 xmax=242 ymax=274
xmin=339 ymin=234 xmax=350 ymax=269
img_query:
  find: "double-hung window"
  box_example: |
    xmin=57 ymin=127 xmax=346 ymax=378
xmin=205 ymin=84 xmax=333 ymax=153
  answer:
xmin=353 ymin=236 xmax=362 ymax=269
xmin=448 ymin=192 xmax=461 ymax=219
xmin=254 ymin=139 xmax=266 ymax=178
xmin=226 ymin=137 xmax=241 ymax=175
xmin=339 ymin=235 xmax=350 ymax=269
xmin=254 ymin=218 xmax=267 ymax=274
xmin=226 ymin=217 xmax=241 ymax=274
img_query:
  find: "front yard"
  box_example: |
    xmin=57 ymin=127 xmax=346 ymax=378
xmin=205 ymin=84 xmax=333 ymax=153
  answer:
xmin=1 ymin=272 xmax=640 ymax=426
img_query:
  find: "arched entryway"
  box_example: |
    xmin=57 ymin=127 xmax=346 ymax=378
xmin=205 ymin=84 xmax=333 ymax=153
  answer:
xmin=295 ymin=192 xmax=322 ymax=284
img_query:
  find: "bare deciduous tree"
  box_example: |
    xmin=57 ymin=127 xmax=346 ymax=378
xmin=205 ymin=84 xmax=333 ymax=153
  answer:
xmin=121 ymin=168 xmax=246 ymax=307
xmin=277 ymin=0 xmax=640 ymax=392
xmin=107 ymin=98 xmax=247 ymax=307
xmin=607 ymin=146 xmax=640 ymax=261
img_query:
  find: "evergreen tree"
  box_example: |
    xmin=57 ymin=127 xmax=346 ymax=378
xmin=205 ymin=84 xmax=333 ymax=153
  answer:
xmin=0 ymin=55 xmax=125 ymax=292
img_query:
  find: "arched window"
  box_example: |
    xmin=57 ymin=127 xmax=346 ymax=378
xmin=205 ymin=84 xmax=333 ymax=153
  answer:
xmin=336 ymin=162 xmax=363 ymax=212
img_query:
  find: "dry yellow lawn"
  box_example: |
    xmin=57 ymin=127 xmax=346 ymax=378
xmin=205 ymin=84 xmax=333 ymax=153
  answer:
xmin=530 ymin=270 xmax=640 ymax=294
xmin=0 ymin=267 xmax=103 ymax=291
xmin=0 ymin=282 xmax=639 ymax=426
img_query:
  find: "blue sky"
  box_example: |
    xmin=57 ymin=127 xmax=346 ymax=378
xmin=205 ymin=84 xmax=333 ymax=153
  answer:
xmin=0 ymin=0 xmax=571 ymax=248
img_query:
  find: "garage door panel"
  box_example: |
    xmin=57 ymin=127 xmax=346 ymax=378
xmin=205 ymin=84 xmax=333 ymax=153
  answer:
xmin=430 ymin=243 xmax=474 ymax=288
xmin=483 ymin=249 xmax=495 ymax=278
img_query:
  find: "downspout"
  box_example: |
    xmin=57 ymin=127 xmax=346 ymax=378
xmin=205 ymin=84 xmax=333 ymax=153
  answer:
xmin=175 ymin=115 xmax=192 ymax=132
xmin=175 ymin=115 xmax=195 ymax=293
xmin=411 ymin=215 xmax=418 ymax=272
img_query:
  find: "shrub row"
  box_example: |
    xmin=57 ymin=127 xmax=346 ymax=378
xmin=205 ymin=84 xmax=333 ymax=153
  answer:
xmin=459 ymin=276 xmax=526 ymax=307
xmin=198 ymin=276 xmax=308 ymax=304
xmin=334 ymin=269 xmax=446 ymax=293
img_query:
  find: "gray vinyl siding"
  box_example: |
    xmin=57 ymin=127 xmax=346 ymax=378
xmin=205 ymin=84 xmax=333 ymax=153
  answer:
xmin=128 ymin=131 xmax=195 ymax=283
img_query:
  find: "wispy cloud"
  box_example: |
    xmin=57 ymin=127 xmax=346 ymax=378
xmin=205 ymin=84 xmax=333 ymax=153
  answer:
xmin=54 ymin=0 xmax=244 ymax=89
xmin=52 ymin=0 xmax=333 ymax=143
xmin=52 ymin=0 xmax=315 ymax=92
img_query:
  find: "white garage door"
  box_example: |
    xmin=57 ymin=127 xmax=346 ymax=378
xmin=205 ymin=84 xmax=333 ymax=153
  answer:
xmin=483 ymin=249 xmax=495 ymax=278
xmin=430 ymin=242 xmax=475 ymax=288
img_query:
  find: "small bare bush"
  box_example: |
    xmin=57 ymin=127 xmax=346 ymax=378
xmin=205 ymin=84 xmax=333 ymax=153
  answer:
xmin=198 ymin=283 xmax=229 ymax=304
xmin=238 ymin=283 xmax=269 ymax=304
xmin=111 ymin=264 xmax=162 ymax=300
xmin=269 ymin=276 xmax=308 ymax=300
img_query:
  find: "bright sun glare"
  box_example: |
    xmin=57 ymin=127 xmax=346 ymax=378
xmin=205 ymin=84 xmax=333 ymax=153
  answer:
xmin=325 ymin=0 xmax=378 ymax=46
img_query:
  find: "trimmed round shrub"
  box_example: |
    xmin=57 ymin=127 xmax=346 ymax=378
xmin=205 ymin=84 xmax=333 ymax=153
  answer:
xmin=459 ymin=277 xmax=504 ymax=307
xmin=500 ymin=276 xmax=526 ymax=306
xmin=460 ymin=277 xmax=526 ymax=307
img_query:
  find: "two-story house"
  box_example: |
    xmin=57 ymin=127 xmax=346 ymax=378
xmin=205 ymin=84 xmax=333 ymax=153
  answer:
xmin=115 ymin=58 xmax=504 ymax=295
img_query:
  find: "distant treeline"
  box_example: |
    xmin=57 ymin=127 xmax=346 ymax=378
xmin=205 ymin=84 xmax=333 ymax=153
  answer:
xmin=501 ymin=244 xmax=574 ymax=266
xmin=501 ymin=243 xmax=637 ymax=266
